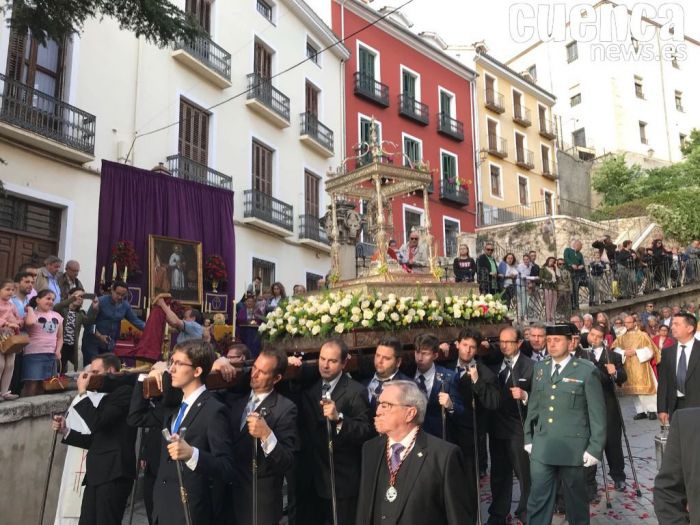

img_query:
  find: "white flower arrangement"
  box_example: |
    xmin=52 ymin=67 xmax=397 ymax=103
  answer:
xmin=258 ymin=290 xmax=509 ymax=341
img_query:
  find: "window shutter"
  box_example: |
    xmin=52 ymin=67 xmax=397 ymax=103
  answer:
xmin=5 ymin=29 xmax=26 ymax=81
xmin=179 ymin=98 xmax=209 ymax=165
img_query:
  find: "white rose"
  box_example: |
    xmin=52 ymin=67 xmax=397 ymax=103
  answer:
xmin=377 ymin=312 xmax=386 ymax=321
xmin=321 ymin=315 xmax=332 ymax=325
xmin=363 ymin=309 xmax=373 ymax=320
xmin=374 ymin=300 xmax=383 ymax=308
xmin=390 ymin=312 xmax=400 ymax=322
xmin=445 ymin=297 xmax=452 ymax=305
xmin=403 ymin=315 xmax=414 ymax=324
xmin=382 ymin=304 xmax=390 ymax=313
xmin=330 ymin=305 xmax=340 ymax=316
xmin=269 ymin=328 xmax=277 ymax=336
xmin=361 ymin=319 xmax=370 ymax=327
xmin=306 ymin=320 xmax=315 ymax=329
xmin=453 ymin=310 xmax=462 ymax=319
xmin=335 ymin=323 xmax=345 ymax=333
xmin=351 ymin=314 xmax=361 ymax=323
xmin=258 ymin=323 xmax=267 ymax=332
xmin=352 ymin=306 xmax=362 ymax=315
xmin=341 ymin=297 xmax=352 ymax=308
xmin=276 ymin=318 xmax=284 ymax=326
xmin=311 ymin=325 xmax=321 ymax=336
xmin=417 ymin=309 xmax=426 ymax=318
xmin=361 ymin=300 xmax=370 ymax=309
xmin=388 ymin=293 xmax=397 ymax=301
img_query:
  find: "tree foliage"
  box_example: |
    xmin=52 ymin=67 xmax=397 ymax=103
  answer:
xmin=592 ymin=128 xmax=700 ymax=243
xmin=1 ymin=0 xmax=205 ymax=47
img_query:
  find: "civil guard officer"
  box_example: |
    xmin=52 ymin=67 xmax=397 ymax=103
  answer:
xmin=522 ymin=324 xmax=606 ymax=525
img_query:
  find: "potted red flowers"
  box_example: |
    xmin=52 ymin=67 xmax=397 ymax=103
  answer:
xmin=204 ymin=254 xmax=228 ymax=293
xmin=111 ymin=240 xmax=141 ymax=282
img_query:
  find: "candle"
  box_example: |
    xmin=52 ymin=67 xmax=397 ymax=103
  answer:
xmin=143 ymin=296 xmax=147 ymax=309
xmin=123 ymin=265 xmax=128 ymax=282
xmin=112 ymin=262 xmax=117 ymax=280
xmin=100 ymin=266 xmax=105 ymax=283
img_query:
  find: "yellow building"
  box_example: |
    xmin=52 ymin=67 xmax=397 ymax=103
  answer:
xmin=473 ymin=51 xmax=558 ymax=226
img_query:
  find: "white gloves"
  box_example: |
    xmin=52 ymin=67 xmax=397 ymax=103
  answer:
xmin=524 ymin=444 xmax=532 ymax=454
xmin=582 ymin=451 xmax=599 ymax=467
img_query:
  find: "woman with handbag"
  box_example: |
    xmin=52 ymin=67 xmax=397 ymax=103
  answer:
xmin=0 ymin=279 xmax=24 ymax=400
xmin=22 ymin=289 xmax=63 ymax=397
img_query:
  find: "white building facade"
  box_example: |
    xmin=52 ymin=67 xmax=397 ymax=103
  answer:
xmin=506 ymin=1 xmax=699 ymax=168
xmin=0 ymin=0 xmax=349 ymax=296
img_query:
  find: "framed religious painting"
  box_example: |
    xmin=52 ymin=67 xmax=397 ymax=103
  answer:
xmin=148 ymin=235 xmax=203 ymax=305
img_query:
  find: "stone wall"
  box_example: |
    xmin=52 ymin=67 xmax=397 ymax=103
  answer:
xmin=0 ymin=392 xmax=73 ymax=525
xmin=476 ymin=215 xmax=617 ymax=260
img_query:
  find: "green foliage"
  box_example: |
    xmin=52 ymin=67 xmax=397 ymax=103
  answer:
xmin=647 ymin=189 xmax=700 ymax=244
xmin=2 ymin=0 xmax=205 ymax=47
xmin=591 ymin=154 xmax=644 ymax=205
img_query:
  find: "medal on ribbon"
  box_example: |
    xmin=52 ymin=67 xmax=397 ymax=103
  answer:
xmin=384 ymin=431 xmax=420 ymax=503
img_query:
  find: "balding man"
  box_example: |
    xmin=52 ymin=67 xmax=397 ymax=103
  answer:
xmin=356 ymin=380 xmax=472 ymax=525
xmin=59 ymin=260 xmax=83 ymax=300
xmin=612 ymin=316 xmax=661 ymax=420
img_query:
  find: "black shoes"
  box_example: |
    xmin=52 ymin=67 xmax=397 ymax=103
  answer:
xmin=648 ymin=412 xmax=658 ymax=420
xmin=614 ymin=480 xmax=626 ymax=491
xmin=633 ymin=412 xmax=648 ymax=420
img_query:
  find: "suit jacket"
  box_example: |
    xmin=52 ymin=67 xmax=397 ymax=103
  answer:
xmin=222 ymin=388 xmax=298 ymax=525
xmin=363 ymin=371 xmax=411 ymax=418
xmin=476 ymin=253 xmax=497 ymax=291
xmin=657 ymin=340 xmax=700 ymax=418
xmin=524 ymin=356 xmax=607 ymax=465
xmin=654 ymin=407 xmax=700 ymax=524
xmin=63 ymin=384 xmax=136 ymax=486
xmin=575 ymin=346 xmax=627 ymax=399
xmin=448 ymin=362 xmax=500 ymax=450
xmin=411 ymin=365 xmax=456 ymax=438
xmin=488 ymin=353 xmax=533 ymax=440
xmin=299 ymin=373 xmax=373 ymax=500
xmin=355 ymin=430 xmax=472 ymax=525
xmin=128 ymin=383 xmax=236 ymax=525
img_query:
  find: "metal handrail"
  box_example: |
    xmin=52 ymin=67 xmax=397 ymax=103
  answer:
xmin=247 ymin=73 xmax=290 ymax=122
xmin=437 ymin=112 xmax=464 ymax=140
xmin=175 ymin=35 xmax=231 ymax=80
xmin=244 ymin=189 xmax=293 ymax=231
xmin=398 ymin=93 xmax=429 ymax=124
xmin=166 ymin=154 xmax=232 ymax=189
xmin=299 ymin=214 xmax=329 ymax=244
xmin=353 ymin=71 xmax=390 ymax=106
xmin=300 ymin=112 xmax=334 ymax=152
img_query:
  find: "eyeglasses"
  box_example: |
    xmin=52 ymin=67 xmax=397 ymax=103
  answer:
xmin=168 ymin=359 xmax=194 ymax=369
xmin=377 ymin=401 xmax=411 ymax=411
xmin=485 ymin=248 xmax=494 ymax=252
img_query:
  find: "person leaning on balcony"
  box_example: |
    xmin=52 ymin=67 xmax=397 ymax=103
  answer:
xmin=476 ymin=243 xmax=498 ymax=294
xmin=540 ymin=257 xmax=558 ymax=323
xmin=453 ymin=244 xmax=476 ymax=283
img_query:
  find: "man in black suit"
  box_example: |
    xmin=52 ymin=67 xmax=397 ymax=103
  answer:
xmin=438 ymin=328 xmax=499 ymax=516
xmin=364 ymin=337 xmax=410 ymax=417
xmin=293 ymin=338 xmax=373 ymax=525
xmin=654 ymin=406 xmax=700 ymax=523
xmin=487 ymin=327 xmax=533 ymax=525
xmin=476 ymin=242 xmax=498 ymax=294
xmin=658 ymin=312 xmax=700 ymax=425
xmin=214 ymin=348 xmax=298 ymax=525
xmin=576 ymin=324 xmax=628 ymax=493
xmin=52 ymin=353 xmax=136 ymax=525
xmin=355 ymin=380 xmax=472 ymax=525
xmin=128 ymin=340 xmax=236 ymax=525
xmin=410 ymin=334 xmax=456 ymax=438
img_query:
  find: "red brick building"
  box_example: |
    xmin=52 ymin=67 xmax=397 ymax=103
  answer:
xmin=331 ymin=0 xmax=477 ymax=257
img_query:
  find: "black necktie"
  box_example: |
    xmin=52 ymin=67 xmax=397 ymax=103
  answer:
xmin=374 ymin=379 xmax=385 ymax=396
xmin=552 ymin=363 xmax=561 ymax=380
xmin=417 ymin=374 xmax=427 ymax=395
xmin=677 ymin=345 xmax=687 ymax=395
xmin=499 ymin=365 xmax=510 ymax=386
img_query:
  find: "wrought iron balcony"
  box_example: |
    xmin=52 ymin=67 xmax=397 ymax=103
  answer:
xmin=353 ymin=72 xmax=390 ymax=107
xmin=0 ymin=72 xmax=95 ymax=159
xmin=299 ymin=112 xmax=334 ymax=156
xmin=398 ymin=94 xmax=429 ymax=125
xmin=516 ymin=148 xmax=535 ymax=170
xmin=542 ymin=162 xmax=558 ymax=180
xmin=166 ymin=154 xmax=232 ymax=189
xmin=246 ymin=73 xmax=290 ymax=125
xmin=174 ymin=34 xmax=231 ymax=85
xmin=539 ymin=117 xmax=557 ymax=140
xmin=513 ymin=105 xmax=532 ymax=127
xmin=244 ymin=189 xmax=293 ymax=232
xmin=440 ymin=179 xmax=469 ymax=206
xmin=299 ymin=214 xmax=329 ymax=244
xmin=486 ymin=134 xmax=508 ymax=158
xmin=437 ymin=112 xmax=464 ymax=141
xmin=485 ymin=89 xmax=505 ymax=114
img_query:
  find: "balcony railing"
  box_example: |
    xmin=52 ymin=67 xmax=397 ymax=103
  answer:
xmin=244 ymin=189 xmax=293 ymax=231
xmin=166 ymin=154 xmax=232 ymax=189
xmin=485 ymin=89 xmax=505 ymax=113
xmin=513 ymin=105 xmax=532 ymax=127
xmin=175 ymin=35 xmax=231 ymax=80
xmin=353 ymin=72 xmax=390 ymax=107
xmin=486 ymin=134 xmax=508 ymax=158
xmin=299 ymin=214 xmax=329 ymax=244
xmin=516 ymin=148 xmax=535 ymax=169
xmin=300 ymin=112 xmax=334 ymax=153
xmin=539 ymin=117 xmax=557 ymax=139
xmin=437 ymin=112 xmax=464 ymax=141
xmin=0 ymin=72 xmax=96 ymax=155
xmin=440 ymin=179 xmax=469 ymax=206
xmin=542 ymin=162 xmax=558 ymax=180
xmin=478 ymin=200 xmax=554 ymax=227
xmin=247 ymin=73 xmax=290 ymax=122
xmin=398 ymin=94 xmax=429 ymax=125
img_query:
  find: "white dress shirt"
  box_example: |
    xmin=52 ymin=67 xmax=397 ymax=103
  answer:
xmin=367 ymin=371 xmax=400 ymax=401
xmin=551 ymin=355 xmax=572 ymax=376
xmin=675 ymin=339 xmax=694 ymax=398
xmin=387 ymin=426 xmax=419 ymax=462
xmin=245 ymin=389 xmax=278 ymax=456
xmin=176 ymin=384 xmax=206 ymax=471
xmin=414 ymin=363 xmax=436 ymax=395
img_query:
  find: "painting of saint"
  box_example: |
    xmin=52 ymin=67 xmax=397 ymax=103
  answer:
xmin=149 ymin=236 xmax=202 ymax=304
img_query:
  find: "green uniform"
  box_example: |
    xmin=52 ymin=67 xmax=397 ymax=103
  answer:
xmin=524 ymin=355 xmax=606 ymax=525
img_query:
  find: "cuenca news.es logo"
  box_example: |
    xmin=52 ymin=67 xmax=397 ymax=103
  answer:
xmin=509 ymin=3 xmax=688 ymax=62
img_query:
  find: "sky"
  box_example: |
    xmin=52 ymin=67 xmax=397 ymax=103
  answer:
xmin=307 ymin=0 xmax=699 ymax=61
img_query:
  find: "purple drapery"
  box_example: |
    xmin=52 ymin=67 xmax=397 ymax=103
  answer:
xmin=95 ymin=160 xmax=235 ymax=310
